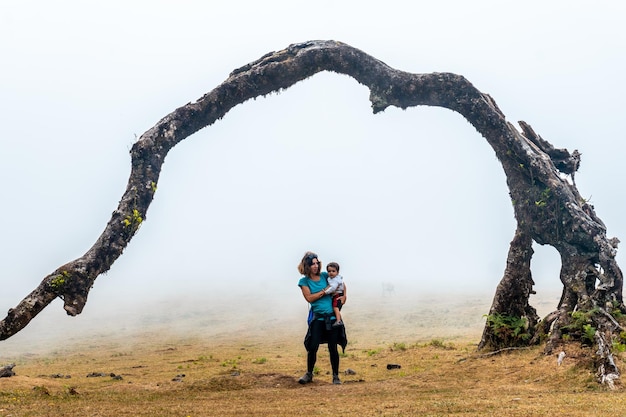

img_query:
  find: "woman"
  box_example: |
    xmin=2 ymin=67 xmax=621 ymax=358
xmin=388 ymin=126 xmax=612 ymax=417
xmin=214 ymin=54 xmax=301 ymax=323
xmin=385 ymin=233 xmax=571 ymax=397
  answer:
xmin=297 ymin=251 xmax=347 ymax=385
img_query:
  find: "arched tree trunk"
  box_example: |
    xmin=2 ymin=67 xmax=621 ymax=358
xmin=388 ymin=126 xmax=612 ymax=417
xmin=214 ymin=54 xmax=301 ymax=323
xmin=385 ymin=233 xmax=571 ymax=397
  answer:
xmin=1 ymin=40 xmax=623 ymax=385
xmin=477 ymin=119 xmax=624 ymax=385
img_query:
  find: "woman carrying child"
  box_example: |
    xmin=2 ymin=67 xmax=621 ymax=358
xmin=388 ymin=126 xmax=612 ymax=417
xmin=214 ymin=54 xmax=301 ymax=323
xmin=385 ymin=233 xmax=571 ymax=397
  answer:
xmin=296 ymin=251 xmax=347 ymax=385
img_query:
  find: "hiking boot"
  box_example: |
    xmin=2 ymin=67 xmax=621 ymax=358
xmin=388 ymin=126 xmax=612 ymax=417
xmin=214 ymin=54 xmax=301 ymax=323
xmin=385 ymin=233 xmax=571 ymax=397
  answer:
xmin=298 ymin=372 xmax=313 ymax=384
xmin=332 ymin=374 xmax=341 ymax=385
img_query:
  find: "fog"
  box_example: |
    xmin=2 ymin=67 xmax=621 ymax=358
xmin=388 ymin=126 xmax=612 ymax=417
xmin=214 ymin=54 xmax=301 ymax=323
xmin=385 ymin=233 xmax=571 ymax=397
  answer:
xmin=1 ymin=1 xmax=624 ymax=351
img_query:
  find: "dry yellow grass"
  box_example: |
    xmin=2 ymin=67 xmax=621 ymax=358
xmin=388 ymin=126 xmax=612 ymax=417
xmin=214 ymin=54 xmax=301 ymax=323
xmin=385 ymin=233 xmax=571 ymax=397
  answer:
xmin=1 ymin=292 xmax=625 ymax=416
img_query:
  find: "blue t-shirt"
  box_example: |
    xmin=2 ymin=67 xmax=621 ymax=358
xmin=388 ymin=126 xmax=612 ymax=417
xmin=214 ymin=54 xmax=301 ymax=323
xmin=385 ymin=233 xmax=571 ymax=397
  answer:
xmin=298 ymin=271 xmax=334 ymax=317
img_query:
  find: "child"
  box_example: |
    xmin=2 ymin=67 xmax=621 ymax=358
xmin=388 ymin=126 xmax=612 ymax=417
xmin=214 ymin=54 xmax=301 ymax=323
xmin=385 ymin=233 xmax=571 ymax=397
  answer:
xmin=326 ymin=262 xmax=345 ymax=327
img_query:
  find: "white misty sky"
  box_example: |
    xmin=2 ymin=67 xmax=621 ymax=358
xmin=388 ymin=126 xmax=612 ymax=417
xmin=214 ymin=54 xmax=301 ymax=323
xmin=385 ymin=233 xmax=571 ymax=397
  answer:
xmin=1 ymin=0 xmax=625 ymax=342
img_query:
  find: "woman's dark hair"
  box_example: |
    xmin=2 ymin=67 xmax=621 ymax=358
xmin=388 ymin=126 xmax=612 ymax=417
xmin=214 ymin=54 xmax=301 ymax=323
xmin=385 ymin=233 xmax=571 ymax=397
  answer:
xmin=327 ymin=262 xmax=340 ymax=272
xmin=298 ymin=251 xmax=321 ymax=277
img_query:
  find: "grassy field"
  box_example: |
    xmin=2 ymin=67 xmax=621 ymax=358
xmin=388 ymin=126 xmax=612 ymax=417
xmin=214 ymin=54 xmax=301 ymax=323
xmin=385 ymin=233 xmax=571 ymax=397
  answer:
xmin=1 ymin=292 xmax=624 ymax=416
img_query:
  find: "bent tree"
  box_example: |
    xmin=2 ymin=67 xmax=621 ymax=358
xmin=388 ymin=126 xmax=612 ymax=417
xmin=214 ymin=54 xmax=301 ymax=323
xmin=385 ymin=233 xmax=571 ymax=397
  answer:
xmin=2 ymin=40 xmax=624 ymax=386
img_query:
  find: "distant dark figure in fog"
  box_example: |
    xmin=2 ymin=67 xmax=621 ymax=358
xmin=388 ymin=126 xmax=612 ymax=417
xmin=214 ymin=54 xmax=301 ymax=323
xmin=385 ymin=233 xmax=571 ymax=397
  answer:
xmin=382 ymin=282 xmax=395 ymax=297
xmin=297 ymin=251 xmax=347 ymax=385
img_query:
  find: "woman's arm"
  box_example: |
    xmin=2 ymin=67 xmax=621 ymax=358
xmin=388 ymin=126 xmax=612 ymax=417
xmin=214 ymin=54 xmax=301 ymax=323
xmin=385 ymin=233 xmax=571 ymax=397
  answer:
xmin=300 ymin=285 xmax=328 ymax=303
xmin=325 ymin=278 xmax=340 ymax=294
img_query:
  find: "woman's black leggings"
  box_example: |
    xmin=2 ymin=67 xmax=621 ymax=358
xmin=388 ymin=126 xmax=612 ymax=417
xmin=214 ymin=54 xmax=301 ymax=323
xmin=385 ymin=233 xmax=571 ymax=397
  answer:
xmin=307 ymin=319 xmax=340 ymax=375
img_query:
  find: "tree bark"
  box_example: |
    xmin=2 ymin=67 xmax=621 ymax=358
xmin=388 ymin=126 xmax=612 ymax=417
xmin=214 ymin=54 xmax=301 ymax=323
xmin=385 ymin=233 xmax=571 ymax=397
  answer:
xmin=479 ymin=226 xmax=538 ymax=349
xmin=1 ymin=40 xmax=623 ymax=385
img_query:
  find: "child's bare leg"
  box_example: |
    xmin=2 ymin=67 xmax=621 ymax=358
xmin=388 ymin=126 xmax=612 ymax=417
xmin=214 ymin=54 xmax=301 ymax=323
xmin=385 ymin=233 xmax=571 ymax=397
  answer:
xmin=333 ymin=306 xmax=342 ymax=323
